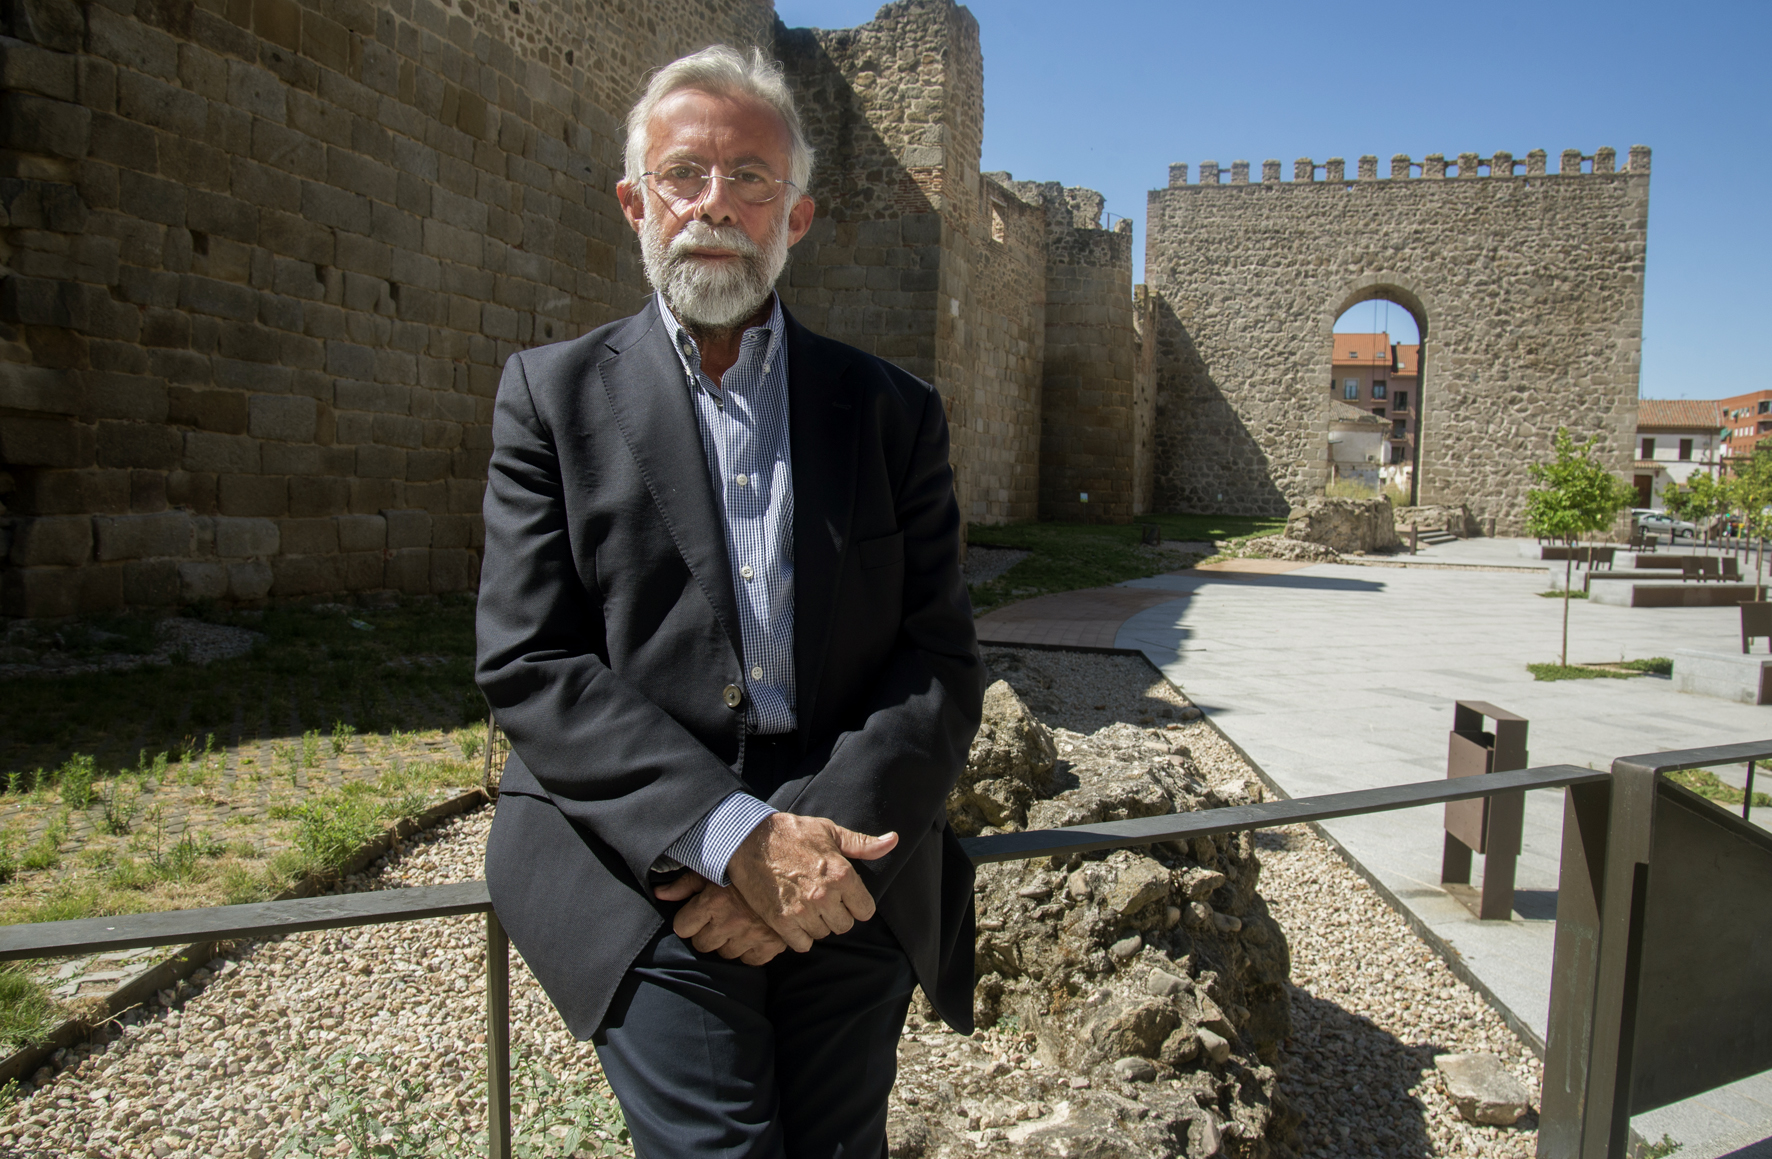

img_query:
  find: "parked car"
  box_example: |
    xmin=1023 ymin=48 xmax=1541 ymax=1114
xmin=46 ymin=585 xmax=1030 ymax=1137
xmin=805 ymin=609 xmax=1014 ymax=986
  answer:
xmin=1631 ymin=510 xmax=1697 ymax=540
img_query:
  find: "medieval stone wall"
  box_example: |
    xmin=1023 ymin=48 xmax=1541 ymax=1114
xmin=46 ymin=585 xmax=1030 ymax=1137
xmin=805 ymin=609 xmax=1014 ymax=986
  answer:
xmin=778 ymin=0 xmax=1052 ymax=527
xmin=998 ymin=182 xmax=1137 ymax=524
xmin=1145 ymin=150 xmax=1649 ymax=531
xmin=0 ymin=0 xmax=774 ymax=617
xmin=1130 ymin=284 xmax=1156 ymax=517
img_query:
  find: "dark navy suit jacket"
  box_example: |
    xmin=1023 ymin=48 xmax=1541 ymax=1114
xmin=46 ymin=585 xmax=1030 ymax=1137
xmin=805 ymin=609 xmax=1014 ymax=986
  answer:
xmin=475 ymin=297 xmax=985 ymax=1039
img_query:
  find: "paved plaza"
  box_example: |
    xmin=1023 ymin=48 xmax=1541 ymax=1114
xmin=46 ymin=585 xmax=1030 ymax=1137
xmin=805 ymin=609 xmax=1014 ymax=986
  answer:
xmin=981 ymin=537 xmax=1772 ymax=1157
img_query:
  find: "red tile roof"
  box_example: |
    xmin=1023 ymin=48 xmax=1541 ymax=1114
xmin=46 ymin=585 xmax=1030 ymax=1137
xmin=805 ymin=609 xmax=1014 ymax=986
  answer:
xmin=1331 ymin=332 xmax=1393 ymax=367
xmin=1394 ymin=344 xmax=1419 ymax=377
xmin=1637 ymin=399 xmax=1723 ymax=431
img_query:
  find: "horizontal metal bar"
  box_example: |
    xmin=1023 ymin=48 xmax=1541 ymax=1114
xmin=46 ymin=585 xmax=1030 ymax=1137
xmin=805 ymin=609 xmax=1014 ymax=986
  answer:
xmin=0 ymin=880 xmax=491 ymax=962
xmin=961 ymin=764 xmax=1606 ymax=865
xmin=0 ymin=766 xmax=1611 ymax=960
xmin=1613 ymin=739 xmax=1772 ymax=777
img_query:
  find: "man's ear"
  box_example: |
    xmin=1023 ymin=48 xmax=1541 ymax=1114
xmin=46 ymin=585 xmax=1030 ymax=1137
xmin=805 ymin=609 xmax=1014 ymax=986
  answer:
xmin=786 ymin=194 xmax=816 ymax=247
xmin=616 ymin=179 xmax=646 ymax=236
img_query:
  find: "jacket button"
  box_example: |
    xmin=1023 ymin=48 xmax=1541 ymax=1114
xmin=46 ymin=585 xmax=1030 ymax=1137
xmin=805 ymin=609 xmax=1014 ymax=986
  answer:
xmin=723 ymin=684 xmax=743 ymax=709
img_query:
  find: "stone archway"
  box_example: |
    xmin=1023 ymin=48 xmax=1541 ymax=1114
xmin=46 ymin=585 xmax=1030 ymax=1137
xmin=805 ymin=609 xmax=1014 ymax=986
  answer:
xmin=1145 ymin=153 xmax=1648 ymax=531
xmin=1324 ymin=278 xmax=1434 ymax=506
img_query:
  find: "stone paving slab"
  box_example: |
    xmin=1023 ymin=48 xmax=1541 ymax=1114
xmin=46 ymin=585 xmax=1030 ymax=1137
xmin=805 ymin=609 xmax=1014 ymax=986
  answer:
xmin=1105 ymin=538 xmax=1772 ymax=1158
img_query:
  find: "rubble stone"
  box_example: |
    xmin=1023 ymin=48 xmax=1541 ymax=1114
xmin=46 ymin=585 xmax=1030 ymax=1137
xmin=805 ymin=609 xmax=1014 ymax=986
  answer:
xmin=1436 ymin=1052 xmax=1532 ymax=1125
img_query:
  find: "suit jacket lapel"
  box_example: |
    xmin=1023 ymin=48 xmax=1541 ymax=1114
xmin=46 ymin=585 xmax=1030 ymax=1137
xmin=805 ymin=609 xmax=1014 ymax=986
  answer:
xmin=786 ymin=309 xmax=860 ymax=738
xmin=598 ymin=299 xmax=744 ymax=659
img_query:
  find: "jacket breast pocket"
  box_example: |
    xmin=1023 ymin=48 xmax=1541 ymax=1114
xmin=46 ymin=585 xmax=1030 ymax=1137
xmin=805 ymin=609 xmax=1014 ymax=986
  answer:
xmin=857 ymin=530 xmax=904 ymax=570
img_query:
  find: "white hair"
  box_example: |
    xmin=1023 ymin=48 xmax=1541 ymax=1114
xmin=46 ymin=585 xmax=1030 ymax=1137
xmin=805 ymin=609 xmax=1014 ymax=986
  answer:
xmin=624 ymin=45 xmax=814 ymax=197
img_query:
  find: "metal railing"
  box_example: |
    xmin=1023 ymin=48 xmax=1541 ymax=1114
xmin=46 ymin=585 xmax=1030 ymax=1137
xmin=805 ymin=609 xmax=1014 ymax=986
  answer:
xmin=1 ymin=747 xmax=1766 ymax=1159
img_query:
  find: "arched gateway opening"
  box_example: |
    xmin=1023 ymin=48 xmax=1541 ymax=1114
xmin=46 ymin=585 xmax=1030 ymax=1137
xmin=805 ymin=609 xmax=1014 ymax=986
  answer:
xmin=1327 ymin=287 xmax=1429 ymax=505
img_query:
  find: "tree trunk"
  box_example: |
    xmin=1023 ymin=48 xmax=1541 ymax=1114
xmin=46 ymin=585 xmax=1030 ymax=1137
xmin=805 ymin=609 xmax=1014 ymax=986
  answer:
xmin=1562 ymin=552 xmax=1574 ymax=666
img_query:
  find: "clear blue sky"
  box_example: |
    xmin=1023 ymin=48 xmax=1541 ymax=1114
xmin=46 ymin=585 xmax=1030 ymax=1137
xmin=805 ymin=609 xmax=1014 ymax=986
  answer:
xmin=774 ymin=0 xmax=1769 ymax=400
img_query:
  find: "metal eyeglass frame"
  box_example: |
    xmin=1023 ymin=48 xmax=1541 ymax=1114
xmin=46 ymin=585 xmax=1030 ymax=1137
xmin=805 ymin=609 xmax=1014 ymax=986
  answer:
xmin=642 ymin=163 xmax=799 ymax=207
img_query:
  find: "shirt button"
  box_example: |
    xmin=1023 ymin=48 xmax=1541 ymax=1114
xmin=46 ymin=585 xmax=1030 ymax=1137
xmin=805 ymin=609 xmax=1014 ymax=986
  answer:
xmin=751 ymin=666 xmax=764 ymax=681
xmin=736 ymin=473 xmax=748 ymax=486
xmin=723 ymin=684 xmax=743 ymax=708
xmin=740 ymin=565 xmax=754 ymax=580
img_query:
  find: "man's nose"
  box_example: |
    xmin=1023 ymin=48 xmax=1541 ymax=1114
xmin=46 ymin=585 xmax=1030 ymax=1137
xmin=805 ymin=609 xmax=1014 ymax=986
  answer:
xmin=695 ymin=175 xmax=741 ymax=224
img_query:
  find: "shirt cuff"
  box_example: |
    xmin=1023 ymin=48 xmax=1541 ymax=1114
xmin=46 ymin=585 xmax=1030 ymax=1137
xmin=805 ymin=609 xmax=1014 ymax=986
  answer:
xmin=661 ymin=792 xmax=777 ymax=886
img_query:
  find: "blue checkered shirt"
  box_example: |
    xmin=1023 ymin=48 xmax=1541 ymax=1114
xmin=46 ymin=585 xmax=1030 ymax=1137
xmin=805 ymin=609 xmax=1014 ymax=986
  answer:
xmin=656 ymin=293 xmax=796 ymax=885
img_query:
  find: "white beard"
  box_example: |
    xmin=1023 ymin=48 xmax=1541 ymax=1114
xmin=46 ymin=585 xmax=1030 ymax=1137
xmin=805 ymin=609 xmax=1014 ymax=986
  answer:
xmin=639 ymin=197 xmax=793 ymax=332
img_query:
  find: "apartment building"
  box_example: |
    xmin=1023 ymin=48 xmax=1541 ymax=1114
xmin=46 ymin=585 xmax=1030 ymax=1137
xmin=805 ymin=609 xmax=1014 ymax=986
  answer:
xmin=1330 ymin=333 xmax=1419 ymax=482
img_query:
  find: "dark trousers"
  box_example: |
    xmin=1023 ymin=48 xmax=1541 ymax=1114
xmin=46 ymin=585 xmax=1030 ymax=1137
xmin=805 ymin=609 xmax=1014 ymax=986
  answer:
xmin=594 ymin=732 xmax=918 ymax=1159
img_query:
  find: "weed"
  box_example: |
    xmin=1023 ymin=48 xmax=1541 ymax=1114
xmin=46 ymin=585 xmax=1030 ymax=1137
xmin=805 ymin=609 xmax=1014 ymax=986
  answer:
xmin=270 ymin=1046 xmax=630 ymax=1159
xmin=331 ymin=720 xmax=358 ymax=756
xmin=0 ymin=965 xmax=60 ymax=1050
xmin=1536 ymin=589 xmax=1589 ymax=599
xmin=0 ymin=830 xmax=17 ymax=884
xmin=458 ymin=730 xmax=484 ymax=763
xmin=57 ymin=754 xmax=97 ymax=809
xmin=1618 ymin=657 xmax=1674 ymax=675
xmin=303 ymin=729 xmax=322 ymax=769
xmin=1666 ymin=768 xmax=1772 ymax=809
xmin=220 ymin=863 xmax=271 ymax=906
xmin=99 ymin=778 xmax=139 ymax=836
xmin=1640 ymin=1134 xmax=1683 ymax=1158
xmin=1323 ymin=479 xmax=1377 ymax=499
xmin=288 ymin=794 xmax=387 ymax=874
xmin=22 ymin=813 xmax=68 ymax=872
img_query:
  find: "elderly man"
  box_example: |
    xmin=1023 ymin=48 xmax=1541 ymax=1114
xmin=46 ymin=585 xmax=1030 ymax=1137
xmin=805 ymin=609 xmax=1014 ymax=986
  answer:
xmin=476 ymin=44 xmax=985 ymax=1157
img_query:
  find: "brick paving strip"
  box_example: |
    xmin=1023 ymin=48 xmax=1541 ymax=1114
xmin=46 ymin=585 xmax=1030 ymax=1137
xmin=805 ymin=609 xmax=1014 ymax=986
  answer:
xmin=974 ymin=560 xmax=1315 ymax=649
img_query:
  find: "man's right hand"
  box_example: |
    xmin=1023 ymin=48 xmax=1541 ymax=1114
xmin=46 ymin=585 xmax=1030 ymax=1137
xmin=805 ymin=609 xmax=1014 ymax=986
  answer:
xmin=726 ymin=812 xmax=899 ymax=952
xmin=654 ymin=872 xmax=789 ymax=966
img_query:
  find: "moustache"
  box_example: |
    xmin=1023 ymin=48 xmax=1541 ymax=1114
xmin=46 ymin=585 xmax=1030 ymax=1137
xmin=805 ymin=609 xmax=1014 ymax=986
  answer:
xmin=667 ymin=222 xmax=764 ymax=262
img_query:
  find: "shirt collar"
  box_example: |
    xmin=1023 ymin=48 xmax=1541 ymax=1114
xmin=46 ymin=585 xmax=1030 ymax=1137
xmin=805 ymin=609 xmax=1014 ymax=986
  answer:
xmin=656 ymin=291 xmax=784 ymax=398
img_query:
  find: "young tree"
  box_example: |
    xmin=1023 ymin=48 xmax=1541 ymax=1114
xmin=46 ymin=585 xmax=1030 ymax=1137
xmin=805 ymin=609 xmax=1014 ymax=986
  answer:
xmin=1685 ymin=470 xmax=1725 ymax=547
xmin=1524 ymin=428 xmax=1637 ymax=666
xmin=1729 ymin=447 xmax=1772 ymax=592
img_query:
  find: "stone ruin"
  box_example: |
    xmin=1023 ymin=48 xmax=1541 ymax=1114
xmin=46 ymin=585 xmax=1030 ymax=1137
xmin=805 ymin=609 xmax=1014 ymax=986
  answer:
xmin=898 ymin=679 xmax=1295 ymax=1158
xmin=1281 ymin=497 xmax=1401 ymax=556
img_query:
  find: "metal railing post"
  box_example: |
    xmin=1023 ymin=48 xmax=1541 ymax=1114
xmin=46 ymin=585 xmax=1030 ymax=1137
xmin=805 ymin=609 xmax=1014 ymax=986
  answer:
xmin=487 ymin=908 xmax=512 ymax=1159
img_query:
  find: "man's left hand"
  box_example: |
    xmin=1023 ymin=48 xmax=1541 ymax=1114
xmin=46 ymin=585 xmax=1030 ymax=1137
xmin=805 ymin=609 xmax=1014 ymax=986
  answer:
xmin=726 ymin=812 xmax=899 ymax=951
xmin=654 ymin=872 xmax=790 ymax=965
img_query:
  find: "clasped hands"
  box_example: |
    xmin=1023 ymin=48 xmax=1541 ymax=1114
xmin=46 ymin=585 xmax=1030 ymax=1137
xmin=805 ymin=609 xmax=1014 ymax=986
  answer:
xmin=652 ymin=812 xmax=897 ymax=966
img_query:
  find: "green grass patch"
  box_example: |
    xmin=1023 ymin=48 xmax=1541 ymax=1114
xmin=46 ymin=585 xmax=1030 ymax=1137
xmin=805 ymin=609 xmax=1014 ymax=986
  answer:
xmin=0 ymin=964 xmax=60 ymax=1050
xmin=1537 ymin=589 xmax=1588 ymax=599
xmin=967 ymin=514 xmax=1284 ymax=615
xmin=1528 ymin=663 xmax=1639 ymax=681
xmin=1666 ymin=768 xmax=1772 ymax=809
xmin=0 ymin=598 xmax=480 ymax=785
xmin=1617 ymin=657 xmax=1674 ymax=675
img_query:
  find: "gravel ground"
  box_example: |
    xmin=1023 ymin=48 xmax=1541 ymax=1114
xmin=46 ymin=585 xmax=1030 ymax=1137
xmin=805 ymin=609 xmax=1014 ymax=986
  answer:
xmin=6 ymin=648 xmax=1543 ymax=1158
xmin=1 ymin=808 xmax=622 ymax=1159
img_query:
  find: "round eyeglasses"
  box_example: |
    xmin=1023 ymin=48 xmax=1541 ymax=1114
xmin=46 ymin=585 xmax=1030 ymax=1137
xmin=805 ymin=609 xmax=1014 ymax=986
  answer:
xmin=642 ymin=162 xmax=797 ymax=207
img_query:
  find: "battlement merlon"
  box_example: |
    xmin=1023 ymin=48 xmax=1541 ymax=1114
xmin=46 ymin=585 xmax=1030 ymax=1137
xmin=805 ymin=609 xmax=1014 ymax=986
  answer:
xmin=1160 ymin=147 xmax=1650 ymax=186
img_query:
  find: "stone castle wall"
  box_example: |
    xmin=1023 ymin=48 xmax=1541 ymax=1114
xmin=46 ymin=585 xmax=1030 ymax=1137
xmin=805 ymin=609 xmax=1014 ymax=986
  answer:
xmin=998 ymin=181 xmax=1138 ymax=524
xmin=778 ymin=2 xmax=1058 ymax=527
xmin=0 ymin=0 xmax=1655 ymax=614
xmin=0 ymin=0 xmax=773 ymax=616
xmin=1145 ymin=150 xmax=1649 ymax=531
